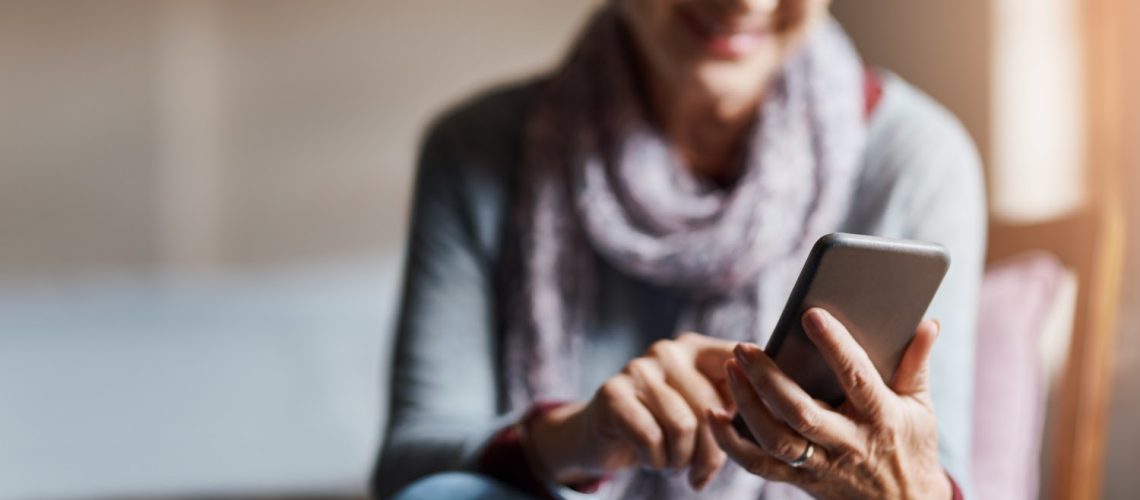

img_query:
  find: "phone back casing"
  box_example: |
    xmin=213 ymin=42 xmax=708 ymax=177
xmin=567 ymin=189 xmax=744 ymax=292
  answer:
xmin=764 ymin=233 xmax=950 ymax=407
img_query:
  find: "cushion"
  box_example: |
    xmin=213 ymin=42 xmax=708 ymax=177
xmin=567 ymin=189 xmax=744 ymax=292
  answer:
xmin=971 ymin=251 xmax=1073 ymax=500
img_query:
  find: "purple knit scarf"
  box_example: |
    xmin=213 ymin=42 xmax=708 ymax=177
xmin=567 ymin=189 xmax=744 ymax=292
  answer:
xmin=505 ymin=4 xmax=866 ymax=428
xmin=503 ymin=8 xmax=867 ymax=498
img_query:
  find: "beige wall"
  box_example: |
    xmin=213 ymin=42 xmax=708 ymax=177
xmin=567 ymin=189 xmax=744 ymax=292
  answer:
xmin=216 ymin=1 xmax=595 ymax=266
xmin=2 ymin=0 xmax=1062 ymax=278
xmin=836 ymin=0 xmax=1089 ymax=223
xmin=0 ymin=1 xmax=161 ymax=278
xmin=0 ymin=0 xmax=595 ymax=279
xmin=834 ymin=0 xmax=992 ymax=171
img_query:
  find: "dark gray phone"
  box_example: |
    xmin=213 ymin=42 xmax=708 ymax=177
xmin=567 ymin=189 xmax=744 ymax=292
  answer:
xmin=733 ymin=233 xmax=949 ymax=440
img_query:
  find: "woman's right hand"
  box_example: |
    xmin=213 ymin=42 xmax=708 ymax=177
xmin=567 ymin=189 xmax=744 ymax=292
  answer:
xmin=527 ymin=332 xmax=737 ymax=490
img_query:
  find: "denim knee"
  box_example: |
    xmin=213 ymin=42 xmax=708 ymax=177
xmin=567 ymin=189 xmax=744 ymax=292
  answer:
xmin=390 ymin=471 xmax=535 ymax=500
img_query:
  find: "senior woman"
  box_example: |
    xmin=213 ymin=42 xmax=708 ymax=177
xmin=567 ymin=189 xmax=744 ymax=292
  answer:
xmin=374 ymin=0 xmax=984 ymax=498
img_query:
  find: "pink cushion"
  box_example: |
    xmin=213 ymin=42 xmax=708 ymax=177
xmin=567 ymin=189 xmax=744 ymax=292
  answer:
xmin=972 ymin=252 xmax=1067 ymax=500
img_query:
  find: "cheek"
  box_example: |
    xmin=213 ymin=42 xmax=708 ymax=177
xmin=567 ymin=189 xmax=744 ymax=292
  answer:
xmin=776 ymin=0 xmax=830 ymax=34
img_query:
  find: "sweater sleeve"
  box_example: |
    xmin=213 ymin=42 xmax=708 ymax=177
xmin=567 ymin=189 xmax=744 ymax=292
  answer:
xmin=897 ymin=120 xmax=985 ymax=495
xmin=851 ymin=75 xmax=987 ymax=496
xmin=370 ymin=121 xmax=515 ymax=498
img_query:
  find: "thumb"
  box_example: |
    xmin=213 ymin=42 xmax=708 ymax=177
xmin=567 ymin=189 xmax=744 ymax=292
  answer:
xmin=890 ymin=319 xmax=940 ymax=395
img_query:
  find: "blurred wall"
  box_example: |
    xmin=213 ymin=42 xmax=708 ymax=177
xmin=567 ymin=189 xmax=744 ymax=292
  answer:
xmin=1 ymin=0 xmax=1085 ymax=274
xmin=836 ymin=0 xmax=1087 ymax=223
xmin=0 ymin=0 xmax=596 ymax=280
xmin=834 ymin=0 xmax=992 ymax=171
xmin=1 ymin=2 xmax=161 ymax=279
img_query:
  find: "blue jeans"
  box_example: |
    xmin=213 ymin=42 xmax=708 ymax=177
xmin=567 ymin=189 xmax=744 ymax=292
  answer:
xmin=391 ymin=472 xmax=537 ymax=500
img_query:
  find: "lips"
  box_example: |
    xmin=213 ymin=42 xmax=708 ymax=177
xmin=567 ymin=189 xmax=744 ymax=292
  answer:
xmin=676 ymin=7 xmax=771 ymax=59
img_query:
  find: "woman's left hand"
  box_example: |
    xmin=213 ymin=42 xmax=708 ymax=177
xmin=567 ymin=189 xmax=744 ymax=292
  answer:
xmin=707 ymin=307 xmax=953 ymax=499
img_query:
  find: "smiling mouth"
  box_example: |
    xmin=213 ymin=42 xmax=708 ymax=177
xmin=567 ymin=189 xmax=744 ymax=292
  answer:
xmin=676 ymin=8 xmax=771 ymax=60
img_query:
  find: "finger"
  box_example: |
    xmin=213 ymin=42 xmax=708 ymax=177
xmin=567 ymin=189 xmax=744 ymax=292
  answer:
xmin=598 ymin=375 xmax=667 ymax=469
xmin=676 ymin=331 xmax=735 ymax=351
xmin=673 ymin=333 xmax=736 ymax=408
xmin=640 ymin=379 xmax=700 ymax=470
xmin=707 ymin=407 xmax=799 ymax=482
xmin=732 ymin=343 xmax=859 ymax=449
xmin=670 ymin=334 xmax=734 ymax=384
xmin=627 ymin=359 xmax=699 ymax=470
xmin=652 ymin=338 xmax=732 ymax=413
xmin=688 ymin=424 xmax=726 ymax=490
xmin=801 ymin=308 xmax=889 ymax=413
xmin=890 ymin=319 xmax=940 ymax=394
xmin=726 ymin=360 xmax=817 ymax=464
xmin=707 ymin=408 xmax=818 ymax=483
xmin=655 ymin=359 xmax=729 ymax=488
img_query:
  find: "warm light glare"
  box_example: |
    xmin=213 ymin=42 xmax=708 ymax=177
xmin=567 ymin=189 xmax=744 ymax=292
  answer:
xmin=992 ymin=0 xmax=1086 ymax=221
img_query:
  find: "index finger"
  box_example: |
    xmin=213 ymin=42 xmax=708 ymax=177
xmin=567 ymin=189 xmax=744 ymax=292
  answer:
xmin=801 ymin=307 xmax=889 ymax=413
xmin=674 ymin=333 xmax=737 ymax=406
xmin=651 ymin=341 xmax=731 ymax=487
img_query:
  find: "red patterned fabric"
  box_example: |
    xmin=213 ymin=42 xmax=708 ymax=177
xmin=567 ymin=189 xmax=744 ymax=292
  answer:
xmin=477 ymin=420 xmax=553 ymax=499
xmin=949 ymin=471 xmax=965 ymax=500
xmin=478 ymin=401 xmax=608 ymax=498
xmin=865 ymin=68 xmax=884 ymax=119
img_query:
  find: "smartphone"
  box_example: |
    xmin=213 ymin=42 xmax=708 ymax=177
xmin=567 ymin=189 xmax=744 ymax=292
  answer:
xmin=732 ymin=233 xmax=949 ymax=440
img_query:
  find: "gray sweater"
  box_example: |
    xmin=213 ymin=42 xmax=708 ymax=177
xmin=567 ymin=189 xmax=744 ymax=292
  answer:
xmin=374 ymin=72 xmax=986 ymax=498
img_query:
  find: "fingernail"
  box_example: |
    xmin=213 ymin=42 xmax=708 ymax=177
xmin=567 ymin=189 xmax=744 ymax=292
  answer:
xmin=803 ymin=308 xmax=827 ymax=334
xmin=693 ymin=473 xmax=710 ymax=490
xmin=733 ymin=343 xmax=760 ymax=366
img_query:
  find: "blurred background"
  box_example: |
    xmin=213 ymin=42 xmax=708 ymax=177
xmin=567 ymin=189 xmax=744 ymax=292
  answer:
xmin=0 ymin=0 xmax=1136 ymax=498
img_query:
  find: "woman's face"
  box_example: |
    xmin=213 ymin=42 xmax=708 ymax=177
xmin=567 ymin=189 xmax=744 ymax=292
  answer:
xmin=618 ymin=0 xmax=831 ymax=100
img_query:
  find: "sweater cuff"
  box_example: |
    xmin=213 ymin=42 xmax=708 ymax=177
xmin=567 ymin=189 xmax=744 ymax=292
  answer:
xmin=947 ymin=470 xmax=964 ymax=500
xmin=476 ymin=402 xmax=608 ymax=498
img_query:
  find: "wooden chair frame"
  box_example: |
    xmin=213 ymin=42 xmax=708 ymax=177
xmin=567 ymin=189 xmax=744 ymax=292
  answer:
xmin=982 ymin=0 xmax=1129 ymax=496
xmin=986 ymin=198 xmax=1125 ymax=500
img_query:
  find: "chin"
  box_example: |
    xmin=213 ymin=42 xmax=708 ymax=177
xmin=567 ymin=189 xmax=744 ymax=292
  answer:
xmin=687 ymin=54 xmax=778 ymax=101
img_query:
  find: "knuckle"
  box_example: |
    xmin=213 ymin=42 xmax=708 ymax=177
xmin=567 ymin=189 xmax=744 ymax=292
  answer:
xmin=624 ymin=357 xmax=657 ymax=379
xmin=635 ymin=426 xmax=664 ymax=451
xmin=869 ymin=426 xmax=901 ymax=455
xmin=648 ymin=339 xmax=679 ymax=360
xmin=787 ymin=406 xmax=821 ymax=435
xmin=745 ymin=457 xmax=773 ymax=476
xmin=676 ymin=332 xmax=703 ymax=345
xmin=771 ymin=437 xmax=801 ymax=460
xmin=620 ymin=361 xmax=636 ymax=376
xmin=867 ymin=408 xmax=891 ymax=429
xmin=597 ymin=378 xmax=625 ymax=405
xmin=841 ymin=365 xmax=872 ymax=393
xmin=669 ymin=413 xmax=698 ymax=438
xmin=832 ymin=444 xmax=868 ymax=467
